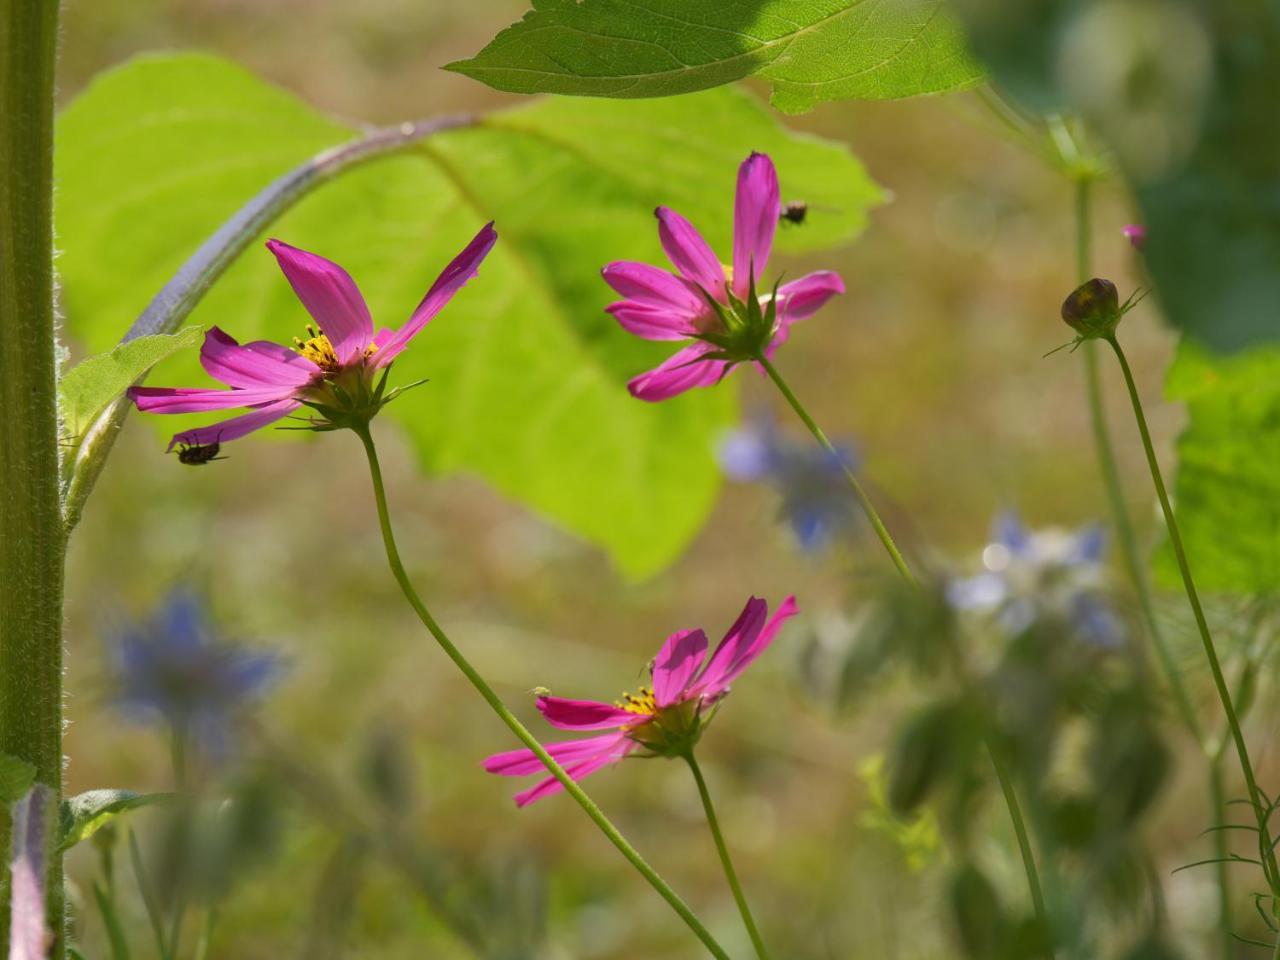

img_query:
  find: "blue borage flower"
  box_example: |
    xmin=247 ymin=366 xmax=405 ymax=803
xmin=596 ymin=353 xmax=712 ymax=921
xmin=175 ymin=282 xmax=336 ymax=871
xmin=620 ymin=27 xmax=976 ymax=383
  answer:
xmin=111 ymin=587 xmax=279 ymax=756
xmin=719 ymin=417 xmax=861 ymax=552
xmin=946 ymin=512 xmax=1122 ymax=648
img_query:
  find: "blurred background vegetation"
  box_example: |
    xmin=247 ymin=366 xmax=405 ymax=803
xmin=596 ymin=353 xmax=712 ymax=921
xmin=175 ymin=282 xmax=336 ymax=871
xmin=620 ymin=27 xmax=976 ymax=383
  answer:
xmin=52 ymin=1 xmax=1242 ymax=958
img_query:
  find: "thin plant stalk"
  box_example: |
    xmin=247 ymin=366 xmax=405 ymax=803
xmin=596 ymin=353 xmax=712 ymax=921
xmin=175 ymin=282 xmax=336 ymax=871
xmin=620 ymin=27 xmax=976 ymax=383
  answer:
xmin=351 ymin=423 xmax=730 ymax=960
xmin=1105 ymin=334 xmax=1280 ymax=893
xmin=1071 ymin=179 xmax=1230 ymax=953
xmin=683 ymin=752 xmax=772 ymax=960
xmin=756 ymin=353 xmax=1053 ymax=950
xmin=756 ymin=354 xmax=915 ymax=585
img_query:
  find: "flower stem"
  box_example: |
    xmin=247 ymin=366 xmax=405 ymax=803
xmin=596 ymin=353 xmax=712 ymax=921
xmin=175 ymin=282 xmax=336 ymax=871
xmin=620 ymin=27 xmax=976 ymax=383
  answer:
xmin=1105 ymin=334 xmax=1280 ymax=892
xmin=351 ymin=424 xmax=730 ymax=960
xmin=683 ymin=752 xmax=772 ymax=960
xmin=1072 ymin=180 xmax=1204 ymax=745
xmin=989 ymin=747 xmax=1048 ymax=932
xmin=756 ymin=356 xmax=1053 ymax=945
xmin=0 ymin=0 xmax=65 ymax=954
xmin=756 ymin=354 xmax=916 ymax=586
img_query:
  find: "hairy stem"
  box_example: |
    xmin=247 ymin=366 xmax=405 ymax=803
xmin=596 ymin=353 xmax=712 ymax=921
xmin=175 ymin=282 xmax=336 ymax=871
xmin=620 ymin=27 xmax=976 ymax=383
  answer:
xmin=353 ymin=423 xmax=730 ymax=959
xmin=0 ymin=0 xmax=65 ymax=953
xmin=757 ymin=355 xmax=915 ymax=585
xmin=684 ymin=752 xmax=772 ymax=960
xmin=1106 ymin=334 xmax=1280 ymax=892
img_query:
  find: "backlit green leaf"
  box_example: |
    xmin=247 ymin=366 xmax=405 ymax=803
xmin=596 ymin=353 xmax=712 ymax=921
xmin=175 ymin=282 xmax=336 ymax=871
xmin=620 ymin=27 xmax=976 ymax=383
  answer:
xmin=56 ymin=53 xmax=881 ymax=577
xmin=446 ymin=0 xmax=984 ymax=112
xmin=58 ymin=789 xmax=174 ymax=852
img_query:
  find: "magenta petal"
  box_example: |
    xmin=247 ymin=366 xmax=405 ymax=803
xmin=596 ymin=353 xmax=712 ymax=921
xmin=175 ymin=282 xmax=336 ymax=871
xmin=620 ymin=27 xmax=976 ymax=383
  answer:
xmin=266 ymin=240 xmax=374 ymax=366
xmin=692 ymin=596 xmax=768 ymax=698
xmin=129 ymin=384 xmax=297 ymax=414
xmin=165 ymin=398 xmax=301 ymax=450
xmin=537 ymin=696 xmax=638 ymax=731
xmin=374 ymin=222 xmax=498 ymax=367
xmin=607 ymin=302 xmax=699 ymax=341
xmin=776 ymin=271 xmax=845 ymax=323
xmin=732 ymin=153 xmax=780 ymax=298
xmin=652 ymin=628 xmax=708 ymax=707
xmin=627 ymin=341 xmax=730 ymax=402
xmin=483 ymin=733 xmax=626 ymax=776
xmin=654 ymin=207 xmax=727 ymax=301
xmin=200 ymin=327 xmax=319 ymax=388
xmin=602 ymin=262 xmax=707 ymax=317
xmin=514 ymin=747 xmax=632 ymax=808
xmin=709 ymin=594 xmax=799 ymax=693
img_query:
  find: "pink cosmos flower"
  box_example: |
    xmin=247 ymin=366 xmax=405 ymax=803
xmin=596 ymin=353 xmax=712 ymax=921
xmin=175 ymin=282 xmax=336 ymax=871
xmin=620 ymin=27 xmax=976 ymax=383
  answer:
xmin=128 ymin=223 xmax=498 ymax=449
xmin=484 ymin=595 xmax=798 ymax=807
xmin=602 ymin=152 xmax=844 ymax=401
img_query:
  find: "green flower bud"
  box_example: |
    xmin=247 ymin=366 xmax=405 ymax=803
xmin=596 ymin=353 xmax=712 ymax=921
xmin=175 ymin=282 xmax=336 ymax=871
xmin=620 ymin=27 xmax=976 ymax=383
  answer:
xmin=1061 ymin=278 xmax=1122 ymax=339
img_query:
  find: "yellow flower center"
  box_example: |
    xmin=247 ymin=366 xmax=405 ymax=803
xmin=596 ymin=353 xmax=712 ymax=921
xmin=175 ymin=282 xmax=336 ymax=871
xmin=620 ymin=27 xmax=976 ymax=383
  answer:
xmin=616 ymin=685 xmax=657 ymax=718
xmin=292 ymin=324 xmax=377 ymax=372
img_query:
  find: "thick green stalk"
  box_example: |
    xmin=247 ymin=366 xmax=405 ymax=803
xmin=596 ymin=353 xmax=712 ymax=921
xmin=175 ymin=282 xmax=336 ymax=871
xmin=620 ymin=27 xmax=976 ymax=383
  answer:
xmin=757 ymin=355 xmax=916 ymax=585
xmin=684 ymin=753 xmax=771 ymax=960
xmin=1106 ymin=335 xmax=1280 ymax=892
xmin=352 ymin=424 xmax=729 ymax=960
xmin=0 ymin=0 xmax=65 ymax=954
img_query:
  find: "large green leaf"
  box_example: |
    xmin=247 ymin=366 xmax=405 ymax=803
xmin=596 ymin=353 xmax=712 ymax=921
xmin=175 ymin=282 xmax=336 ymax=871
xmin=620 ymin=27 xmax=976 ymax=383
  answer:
xmin=950 ymin=0 xmax=1280 ymax=351
xmin=56 ymin=53 xmax=881 ymax=577
xmin=1156 ymin=340 xmax=1280 ymax=593
xmin=446 ymin=0 xmax=983 ymax=112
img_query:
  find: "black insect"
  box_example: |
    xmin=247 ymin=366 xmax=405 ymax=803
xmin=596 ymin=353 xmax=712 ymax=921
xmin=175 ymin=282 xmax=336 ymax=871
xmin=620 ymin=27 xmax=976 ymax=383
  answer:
xmin=780 ymin=201 xmax=809 ymax=226
xmin=172 ymin=440 xmax=226 ymax=466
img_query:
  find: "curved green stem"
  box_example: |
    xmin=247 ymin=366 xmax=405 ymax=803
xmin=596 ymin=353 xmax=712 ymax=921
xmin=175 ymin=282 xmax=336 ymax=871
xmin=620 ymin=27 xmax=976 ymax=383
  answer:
xmin=757 ymin=354 xmax=1055 ymax=944
xmin=684 ymin=752 xmax=772 ymax=960
xmin=352 ymin=423 xmax=729 ymax=959
xmin=990 ymin=748 xmax=1048 ymax=933
xmin=757 ymin=354 xmax=916 ymax=585
xmin=1106 ymin=335 xmax=1280 ymax=893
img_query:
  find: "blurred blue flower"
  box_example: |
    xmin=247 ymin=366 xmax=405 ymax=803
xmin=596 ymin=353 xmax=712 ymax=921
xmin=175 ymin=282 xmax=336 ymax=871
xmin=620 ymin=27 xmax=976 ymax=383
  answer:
xmin=946 ymin=512 xmax=1122 ymax=647
xmin=718 ymin=417 xmax=861 ymax=552
xmin=111 ymin=587 xmax=279 ymax=755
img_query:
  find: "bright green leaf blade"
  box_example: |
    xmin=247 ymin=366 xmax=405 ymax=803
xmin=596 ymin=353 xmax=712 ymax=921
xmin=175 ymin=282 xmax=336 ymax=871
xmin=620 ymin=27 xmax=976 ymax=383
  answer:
xmin=58 ymin=789 xmax=174 ymax=852
xmin=58 ymin=328 xmax=203 ymax=441
xmin=445 ymin=0 xmax=984 ymax=110
xmin=1155 ymin=341 xmax=1280 ymax=593
xmin=56 ymin=53 xmax=879 ymax=577
xmin=0 ymin=753 xmax=37 ymax=804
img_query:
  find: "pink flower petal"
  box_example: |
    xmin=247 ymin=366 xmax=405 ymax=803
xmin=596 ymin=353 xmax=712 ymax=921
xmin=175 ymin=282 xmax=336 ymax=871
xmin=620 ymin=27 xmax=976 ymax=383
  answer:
xmin=732 ymin=153 xmax=780 ymax=299
xmin=514 ymin=746 xmax=633 ymax=808
xmin=200 ymin=327 xmax=319 ymax=388
xmin=627 ymin=341 xmax=730 ymax=402
xmin=707 ymin=594 xmax=799 ymax=695
xmin=775 ymin=271 xmax=845 ymax=323
xmin=483 ymin=733 xmax=626 ymax=776
xmin=652 ymin=628 xmax=708 ymax=707
xmin=129 ymin=384 xmax=297 ymax=414
xmin=693 ymin=596 xmax=768 ymax=698
xmin=655 ymin=207 xmax=727 ymax=301
xmin=165 ymin=398 xmax=301 ymax=450
xmin=266 ymin=240 xmax=374 ymax=366
xmin=602 ymin=262 xmax=707 ymax=318
xmin=374 ymin=222 xmax=498 ymax=367
xmin=606 ymin=302 xmax=699 ymax=341
xmin=537 ymin=696 xmax=639 ymax=731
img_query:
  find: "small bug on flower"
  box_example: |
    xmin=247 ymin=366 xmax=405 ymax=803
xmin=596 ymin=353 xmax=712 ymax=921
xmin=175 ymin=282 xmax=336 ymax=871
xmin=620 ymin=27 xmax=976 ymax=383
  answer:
xmin=172 ymin=439 xmax=226 ymax=466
